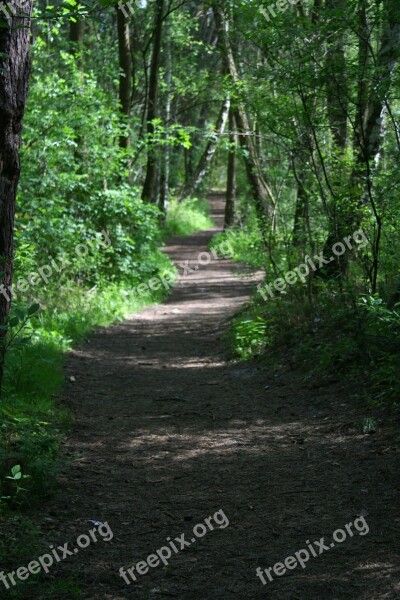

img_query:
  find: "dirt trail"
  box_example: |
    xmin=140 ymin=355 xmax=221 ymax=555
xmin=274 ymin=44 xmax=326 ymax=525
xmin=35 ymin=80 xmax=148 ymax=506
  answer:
xmin=38 ymin=195 xmax=398 ymax=600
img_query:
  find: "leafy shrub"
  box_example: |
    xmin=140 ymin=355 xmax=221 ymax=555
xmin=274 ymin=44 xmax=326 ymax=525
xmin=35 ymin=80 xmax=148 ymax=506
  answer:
xmin=232 ymin=313 xmax=267 ymax=360
xmin=210 ymin=217 xmax=265 ymax=269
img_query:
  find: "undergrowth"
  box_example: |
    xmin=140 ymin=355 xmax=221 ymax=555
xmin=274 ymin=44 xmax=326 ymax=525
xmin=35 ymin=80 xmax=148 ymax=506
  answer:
xmin=164 ymin=197 xmax=214 ymax=238
xmin=218 ymin=226 xmax=400 ymax=408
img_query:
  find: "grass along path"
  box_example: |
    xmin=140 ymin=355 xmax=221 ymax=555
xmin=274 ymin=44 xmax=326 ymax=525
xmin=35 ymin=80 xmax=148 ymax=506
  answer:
xmin=20 ymin=194 xmax=400 ymax=600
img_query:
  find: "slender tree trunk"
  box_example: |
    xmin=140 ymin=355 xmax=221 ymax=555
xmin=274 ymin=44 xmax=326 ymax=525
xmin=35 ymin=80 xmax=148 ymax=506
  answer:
xmin=324 ymin=0 xmax=400 ymax=284
xmin=116 ymin=7 xmax=132 ymax=148
xmin=183 ymin=101 xmax=209 ymax=187
xmin=224 ymin=108 xmax=237 ymax=229
xmin=184 ymin=147 xmax=194 ymax=186
xmin=214 ymin=5 xmax=274 ymax=241
xmin=325 ymin=0 xmax=348 ymax=150
xmin=353 ymin=0 xmax=370 ymax=152
xmin=353 ymin=0 xmax=400 ymax=290
xmin=357 ymin=0 xmax=400 ymax=168
xmin=292 ymin=156 xmax=308 ymax=248
xmin=69 ymin=20 xmax=84 ymax=47
xmin=142 ymin=0 xmax=165 ymax=203
xmin=68 ymin=18 xmax=85 ymax=167
xmin=159 ymin=18 xmax=171 ymax=214
xmin=180 ymin=94 xmax=231 ymax=200
xmin=0 ymin=1 xmax=33 ymax=390
xmin=321 ymin=0 xmax=350 ymax=278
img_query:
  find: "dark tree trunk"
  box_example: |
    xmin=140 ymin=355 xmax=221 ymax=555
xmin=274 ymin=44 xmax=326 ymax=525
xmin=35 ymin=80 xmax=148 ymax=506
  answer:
xmin=325 ymin=0 xmax=348 ymax=150
xmin=116 ymin=6 xmax=132 ymax=148
xmin=0 ymin=1 xmax=33 ymax=390
xmin=142 ymin=0 xmax=165 ymax=204
xmin=353 ymin=0 xmax=370 ymax=153
xmin=224 ymin=107 xmax=236 ymax=229
xmin=69 ymin=20 xmax=84 ymax=46
xmin=159 ymin=17 xmax=171 ymax=214
xmin=184 ymin=147 xmax=194 ymax=186
xmin=292 ymin=158 xmax=309 ymax=248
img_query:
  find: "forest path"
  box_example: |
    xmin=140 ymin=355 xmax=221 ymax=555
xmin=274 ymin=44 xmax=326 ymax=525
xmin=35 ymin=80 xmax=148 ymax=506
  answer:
xmin=39 ymin=195 xmax=398 ymax=600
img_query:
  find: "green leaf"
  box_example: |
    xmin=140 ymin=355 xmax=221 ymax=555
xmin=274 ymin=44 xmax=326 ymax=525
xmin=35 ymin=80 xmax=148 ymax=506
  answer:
xmin=28 ymin=303 xmax=41 ymax=316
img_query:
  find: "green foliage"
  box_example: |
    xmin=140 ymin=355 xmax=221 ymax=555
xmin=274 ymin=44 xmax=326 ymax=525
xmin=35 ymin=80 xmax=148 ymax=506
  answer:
xmin=0 ymin=514 xmax=41 ymax=574
xmin=0 ymin=34 xmax=183 ymax=517
xmin=231 ymin=312 xmax=267 ymax=360
xmin=1 ymin=465 xmax=30 ymax=502
xmin=17 ymin=41 xmax=167 ymax=289
xmin=1 ymin=272 xmax=174 ymax=511
xmin=210 ymin=219 xmax=265 ymax=269
xmin=362 ymin=417 xmax=377 ymax=434
xmin=0 ymin=513 xmax=81 ymax=598
xmin=0 ymin=303 xmax=40 ymax=371
xmin=164 ymin=197 xmax=214 ymax=237
xmin=227 ymin=284 xmax=400 ymax=406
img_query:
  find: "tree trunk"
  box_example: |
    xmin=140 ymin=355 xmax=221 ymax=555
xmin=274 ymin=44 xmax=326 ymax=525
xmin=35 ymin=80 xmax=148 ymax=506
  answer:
xmin=116 ymin=6 xmax=133 ymax=149
xmin=325 ymin=0 xmax=348 ymax=150
xmin=292 ymin=157 xmax=309 ymax=248
xmin=180 ymin=94 xmax=231 ymax=200
xmin=142 ymin=0 xmax=165 ymax=204
xmin=224 ymin=107 xmax=237 ymax=229
xmin=353 ymin=0 xmax=370 ymax=153
xmin=214 ymin=6 xmax=274 ymax=241
xmin=357 ymin=0 xmax=400 ymax=168
xmin=0 ymin=1 xmax=33 ymax=390
xmin=159 ymin=17 xmax=171 ymax=214
xmin=69 ymin=20 xmax=84 ymax=47
xmin=184 ymin=147 xmax=194 ymax=186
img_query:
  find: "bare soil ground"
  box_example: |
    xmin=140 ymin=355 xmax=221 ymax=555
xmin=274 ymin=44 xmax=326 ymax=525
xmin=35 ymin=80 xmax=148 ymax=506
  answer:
xmin=33 ymin=195 xmax=399 ymax=599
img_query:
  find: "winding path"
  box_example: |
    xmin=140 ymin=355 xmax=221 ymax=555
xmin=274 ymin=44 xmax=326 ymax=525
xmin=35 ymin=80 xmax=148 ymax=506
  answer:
xmin=38 ymin=195 xmax=399 ymax=600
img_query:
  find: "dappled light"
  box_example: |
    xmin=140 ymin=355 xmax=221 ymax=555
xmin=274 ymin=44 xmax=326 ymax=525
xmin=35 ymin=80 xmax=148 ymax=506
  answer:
xmin=0 ymin=1 xmax=399 ymax=599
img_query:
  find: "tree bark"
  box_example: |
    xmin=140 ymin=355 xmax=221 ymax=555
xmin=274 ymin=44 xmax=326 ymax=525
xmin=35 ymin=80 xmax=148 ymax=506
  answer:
xmin=0 ymin=1 xmax=33 ymax=389
xmin=116 ymin=6 xmax=133 ymax=148
xmin=69 ymin=20 xmax=84 ymax=47
xmin=142 ymin=0 xmax=165 ymax=203
xmin=224 ymin=107 xmax=236 ymax=229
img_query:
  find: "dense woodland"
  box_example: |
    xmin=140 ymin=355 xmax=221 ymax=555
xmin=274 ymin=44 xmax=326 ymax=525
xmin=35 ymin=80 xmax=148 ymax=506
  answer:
xmin=0 ymin=0 xmax=399 ymax=597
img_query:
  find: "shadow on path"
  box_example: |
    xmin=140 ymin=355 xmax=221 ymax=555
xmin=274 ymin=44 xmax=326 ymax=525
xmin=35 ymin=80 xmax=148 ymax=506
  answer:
xmin=37 ymin=195 xmax=399 ymax=600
